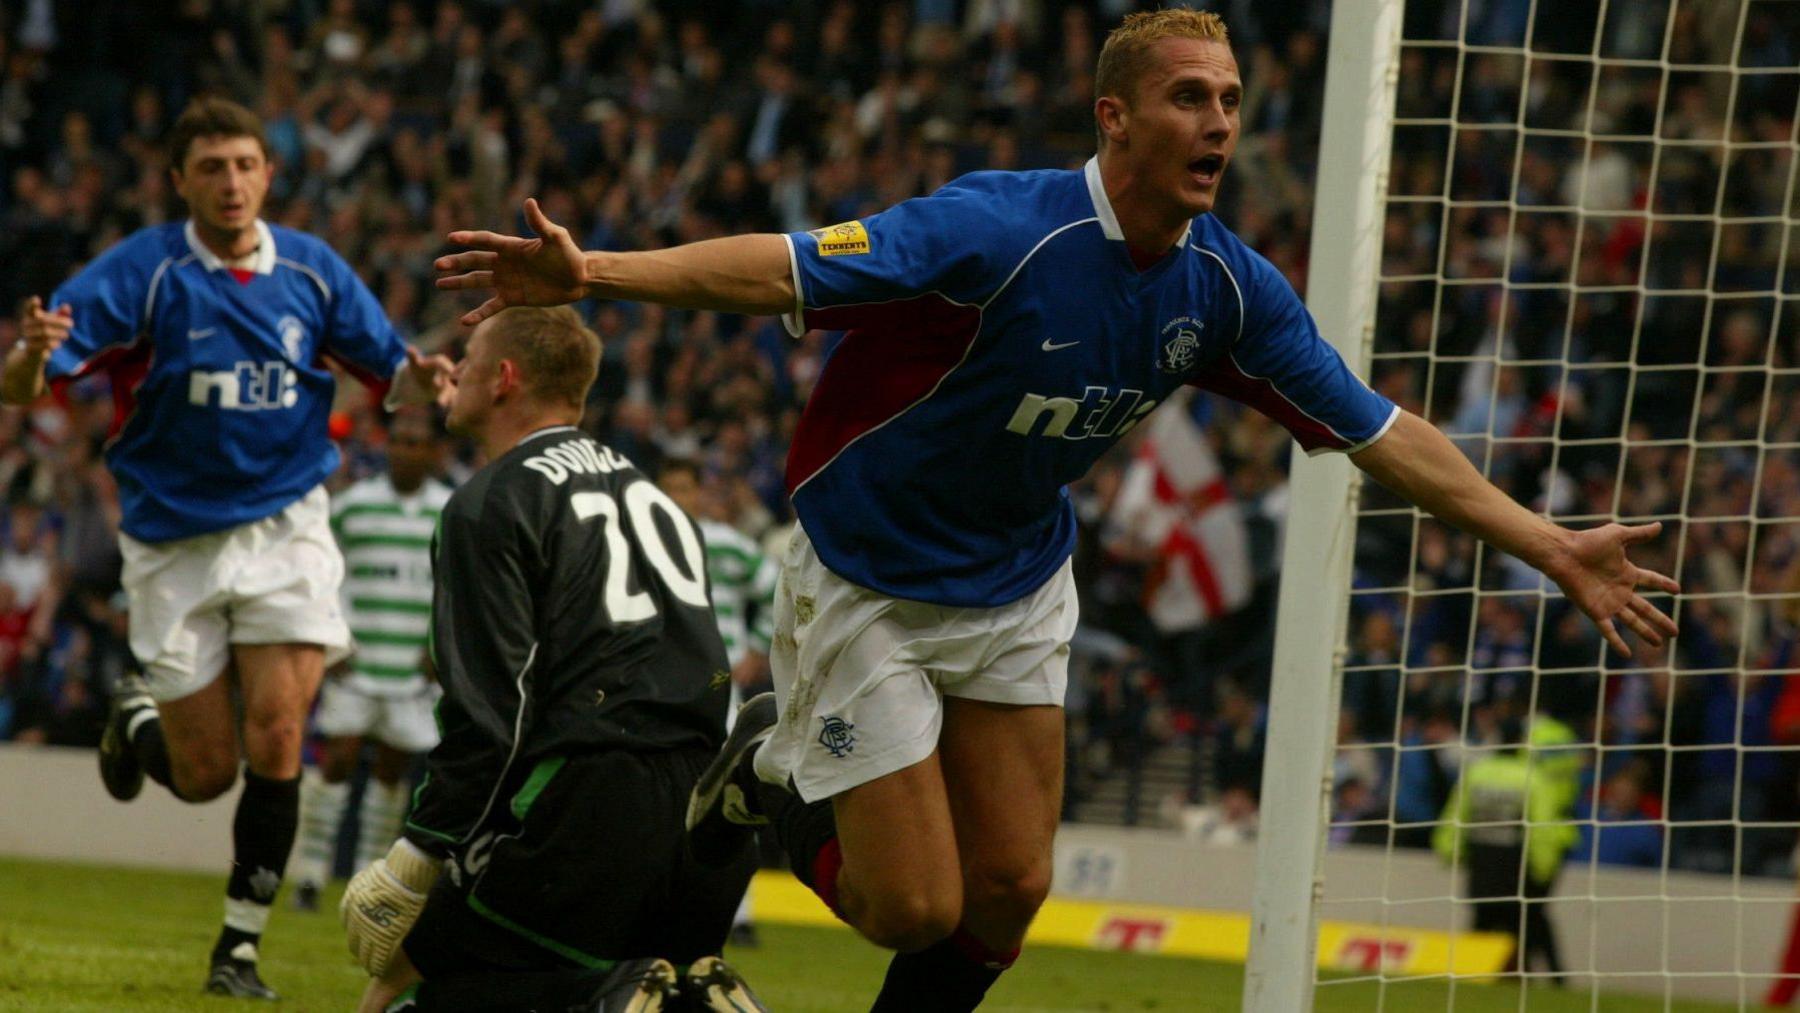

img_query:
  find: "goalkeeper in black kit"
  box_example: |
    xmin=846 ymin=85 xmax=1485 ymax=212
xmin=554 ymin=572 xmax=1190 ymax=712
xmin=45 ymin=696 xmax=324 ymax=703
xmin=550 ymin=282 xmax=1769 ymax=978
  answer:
xmin=340 ymin=305 xmax=765 ymax=1013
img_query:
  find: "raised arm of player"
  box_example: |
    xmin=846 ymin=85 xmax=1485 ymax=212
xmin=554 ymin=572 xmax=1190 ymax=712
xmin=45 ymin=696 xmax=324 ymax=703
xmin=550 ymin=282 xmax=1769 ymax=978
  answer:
xmin=1351 ymin=410 xmax=1680 ymax=658
xmin=433 ymin=199 xmax=794 ymax=326
xmin=1 ymin=298 xmax=73 ymax=405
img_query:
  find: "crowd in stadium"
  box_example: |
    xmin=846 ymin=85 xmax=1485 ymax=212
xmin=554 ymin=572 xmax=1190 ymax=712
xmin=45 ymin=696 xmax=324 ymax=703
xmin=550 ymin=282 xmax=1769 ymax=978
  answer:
xmin=1344 ymin=0 xmax=1800 ymax=877
xmin=0 ymin=0 xmax=1796 ymax=877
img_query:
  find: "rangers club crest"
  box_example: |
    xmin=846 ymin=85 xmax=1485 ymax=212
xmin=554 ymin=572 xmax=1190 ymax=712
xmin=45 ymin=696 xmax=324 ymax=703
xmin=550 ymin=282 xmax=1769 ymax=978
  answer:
xmin=278 ymin=315 xmax=307 ymax=364
xmin=1158 ymin=315 xmax=1204 ymax=374
xmin=818 ymin=716 xmax=856 ymax=758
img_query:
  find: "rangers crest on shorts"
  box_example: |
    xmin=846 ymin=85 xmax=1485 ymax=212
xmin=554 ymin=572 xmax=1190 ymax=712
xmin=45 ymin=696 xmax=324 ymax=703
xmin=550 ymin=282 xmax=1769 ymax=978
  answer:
xmin=817 ymin=716 xmax=856 ymax=758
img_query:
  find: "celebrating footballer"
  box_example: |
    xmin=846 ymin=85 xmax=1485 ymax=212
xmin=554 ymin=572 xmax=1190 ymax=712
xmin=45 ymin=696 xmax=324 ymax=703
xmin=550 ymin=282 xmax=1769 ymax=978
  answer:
xmin=437 ymin=10 xmax=1679 ymax=1010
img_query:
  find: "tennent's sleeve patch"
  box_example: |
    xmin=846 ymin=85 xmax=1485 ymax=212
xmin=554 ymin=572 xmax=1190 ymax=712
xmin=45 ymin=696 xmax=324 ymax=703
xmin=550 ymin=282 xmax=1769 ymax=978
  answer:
xmin=810 ymin=221 xmax=871 ymax=257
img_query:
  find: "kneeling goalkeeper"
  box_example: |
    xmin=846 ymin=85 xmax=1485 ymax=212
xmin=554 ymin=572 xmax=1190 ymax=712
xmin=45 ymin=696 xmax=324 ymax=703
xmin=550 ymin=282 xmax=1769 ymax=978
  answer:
xmin=342 ymin=306 xmax=763 ymax=1012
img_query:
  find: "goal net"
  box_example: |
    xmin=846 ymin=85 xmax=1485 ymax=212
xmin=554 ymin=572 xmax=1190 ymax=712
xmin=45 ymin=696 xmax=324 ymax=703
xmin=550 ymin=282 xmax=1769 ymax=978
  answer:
xmin=1250 ymin=0 xmax=1800 ymax=1008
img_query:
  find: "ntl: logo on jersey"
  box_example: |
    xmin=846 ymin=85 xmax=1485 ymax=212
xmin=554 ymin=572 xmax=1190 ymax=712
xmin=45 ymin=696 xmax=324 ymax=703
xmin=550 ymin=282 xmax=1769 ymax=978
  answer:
xmin=188 ymin=361 xmax=300 ymax=410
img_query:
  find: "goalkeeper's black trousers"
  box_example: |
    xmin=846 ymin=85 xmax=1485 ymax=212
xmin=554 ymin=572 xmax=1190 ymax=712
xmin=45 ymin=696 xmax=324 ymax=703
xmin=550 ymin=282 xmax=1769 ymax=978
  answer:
xmin=402 ymin=746 xmax=756 ymax=986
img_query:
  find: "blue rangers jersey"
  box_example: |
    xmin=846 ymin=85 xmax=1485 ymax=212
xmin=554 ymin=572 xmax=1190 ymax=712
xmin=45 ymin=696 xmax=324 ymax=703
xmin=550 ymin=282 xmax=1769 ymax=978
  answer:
xmin=46 ymin=220 xmax=407 ymax=543
xmin=782 ymin=158 xmax=1398 ymax=608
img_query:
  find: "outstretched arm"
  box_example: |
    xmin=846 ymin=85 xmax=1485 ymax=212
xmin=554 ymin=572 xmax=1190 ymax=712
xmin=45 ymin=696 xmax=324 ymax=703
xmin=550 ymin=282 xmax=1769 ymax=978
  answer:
xmin=435 ymin=198 xmax=794 ymax=326
xmin=1351 ymin=410 xmax=1679 ymax=657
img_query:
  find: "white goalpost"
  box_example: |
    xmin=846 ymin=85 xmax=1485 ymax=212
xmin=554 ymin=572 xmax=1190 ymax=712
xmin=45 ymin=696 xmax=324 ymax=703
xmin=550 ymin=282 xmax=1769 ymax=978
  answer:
xmin=1244 ymin=0 xmax=1404 ymax=1009
xmin=1250 ymin=0 xmax=1800 ymax=1008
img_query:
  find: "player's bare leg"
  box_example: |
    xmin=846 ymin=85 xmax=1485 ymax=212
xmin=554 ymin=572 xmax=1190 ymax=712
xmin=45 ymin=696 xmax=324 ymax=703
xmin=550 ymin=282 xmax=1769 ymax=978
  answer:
xmin=318 ymin=734 xmax=365 ymax=783
xmin=371 ymin=741 xmax=414 ymax=784
xmin=151 ymin=672 xmax=241 ymax=801
xmin=692 ymin=689 xmax=1046 ymax=1012
xmin=200 ymin=643 xmax=324 ymax=998
xmin=691 ymin=691 xmax=966 ymax=948
xmin=939 ymin=698 xmax=1062 ymax=950
xmin=693 ymin=687 xmax=1018 ymax=1010
xmin=829 ymin=752 xmax=963 ymax=950
xmin=237 ymin=643 xmax=325 ymax=778
xmin=866 ymin=698 xmax=1062 ymax=1011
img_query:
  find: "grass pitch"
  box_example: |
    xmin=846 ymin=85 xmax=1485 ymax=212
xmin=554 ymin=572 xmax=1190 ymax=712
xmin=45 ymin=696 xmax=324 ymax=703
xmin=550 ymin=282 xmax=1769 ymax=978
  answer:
xmin=0 ymin=857 xmax=1745 ymax=1011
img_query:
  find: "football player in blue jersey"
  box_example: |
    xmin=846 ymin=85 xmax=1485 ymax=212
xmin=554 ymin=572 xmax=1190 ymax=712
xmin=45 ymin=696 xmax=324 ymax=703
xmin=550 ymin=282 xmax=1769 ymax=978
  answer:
xmin=435 ymin=11 xmax=1679 ymax=1010
xmin=3 ymin=97 xmax=451 ymax=1000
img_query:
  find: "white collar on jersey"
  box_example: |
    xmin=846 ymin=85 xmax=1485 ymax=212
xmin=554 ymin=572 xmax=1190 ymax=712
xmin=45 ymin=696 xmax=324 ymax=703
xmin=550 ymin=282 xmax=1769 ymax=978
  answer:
xmin=184 ymin=218 xmax=277 ymax=275
xmin=1083 ymin=157 xmax=1190 ymax=249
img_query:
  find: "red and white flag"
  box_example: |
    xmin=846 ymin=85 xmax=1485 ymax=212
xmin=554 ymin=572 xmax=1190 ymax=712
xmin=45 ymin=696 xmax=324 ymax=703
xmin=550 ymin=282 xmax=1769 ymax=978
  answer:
xmin=1108 ymin=393 xmax=1252 ymax=633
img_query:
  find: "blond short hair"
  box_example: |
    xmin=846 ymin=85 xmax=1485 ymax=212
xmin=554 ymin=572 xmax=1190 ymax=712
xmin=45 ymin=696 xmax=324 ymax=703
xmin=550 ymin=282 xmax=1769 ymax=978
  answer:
xmin=485 ymin=306 xmax=602 ymax=410
xmin=1095 ymin=9 xmax=1232 ymax=141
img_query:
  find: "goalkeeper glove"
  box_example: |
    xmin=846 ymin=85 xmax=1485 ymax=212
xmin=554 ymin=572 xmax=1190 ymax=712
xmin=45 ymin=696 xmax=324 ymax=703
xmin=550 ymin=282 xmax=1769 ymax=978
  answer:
xmin=340 ymin=837 xmax=442 ymax=975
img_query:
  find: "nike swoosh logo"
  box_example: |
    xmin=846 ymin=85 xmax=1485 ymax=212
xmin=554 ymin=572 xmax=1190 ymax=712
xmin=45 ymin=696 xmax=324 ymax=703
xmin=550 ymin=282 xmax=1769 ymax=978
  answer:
xmin=188 ymin=328 xmax=216 ymax=340
xmin=1041 ymin=339 xmax=1080 ymax=351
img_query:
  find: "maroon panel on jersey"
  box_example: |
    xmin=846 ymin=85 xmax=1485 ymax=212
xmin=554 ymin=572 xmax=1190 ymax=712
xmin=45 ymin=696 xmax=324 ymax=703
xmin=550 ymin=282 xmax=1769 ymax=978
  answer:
xmin=785 ymin=294 xmax=982 ymax=494
xmin=1190 ymin=351 xmax=1348 ymax=453
xmin=71 ymin=337 xmax=157 ymax=443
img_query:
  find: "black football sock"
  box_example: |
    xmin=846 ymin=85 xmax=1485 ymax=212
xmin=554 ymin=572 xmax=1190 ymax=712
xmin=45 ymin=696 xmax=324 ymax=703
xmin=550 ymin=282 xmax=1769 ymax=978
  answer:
xmin=124 ymin=704 xmax=176 ymax=791
xmin=213 ymin=770 xmax=300 ymax=962
xmin=755 ymin=778 xmax=845 ymax=916
xmin=869 ymin=926 xmax=1019 ymax=1013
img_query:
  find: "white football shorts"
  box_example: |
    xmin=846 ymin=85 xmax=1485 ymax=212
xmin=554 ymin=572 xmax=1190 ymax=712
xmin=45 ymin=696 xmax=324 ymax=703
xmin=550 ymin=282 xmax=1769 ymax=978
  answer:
xmin=753 ymin=524 xmax=1077 ymax=803
xmin=120 ymin=485 xmax=352 ymax=702
xmin=313 ymin=677 xmax=441 ymax=753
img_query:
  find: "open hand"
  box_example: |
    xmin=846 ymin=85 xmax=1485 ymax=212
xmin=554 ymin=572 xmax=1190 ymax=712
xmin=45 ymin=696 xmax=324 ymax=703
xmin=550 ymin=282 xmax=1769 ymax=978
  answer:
xmin=402 ymin=345 xmax=456 ymax=409
xmin=1552 ymin=521 xmax=1680 ymax=658
xmin=434 ymin=199 xmax=588 ymax=327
